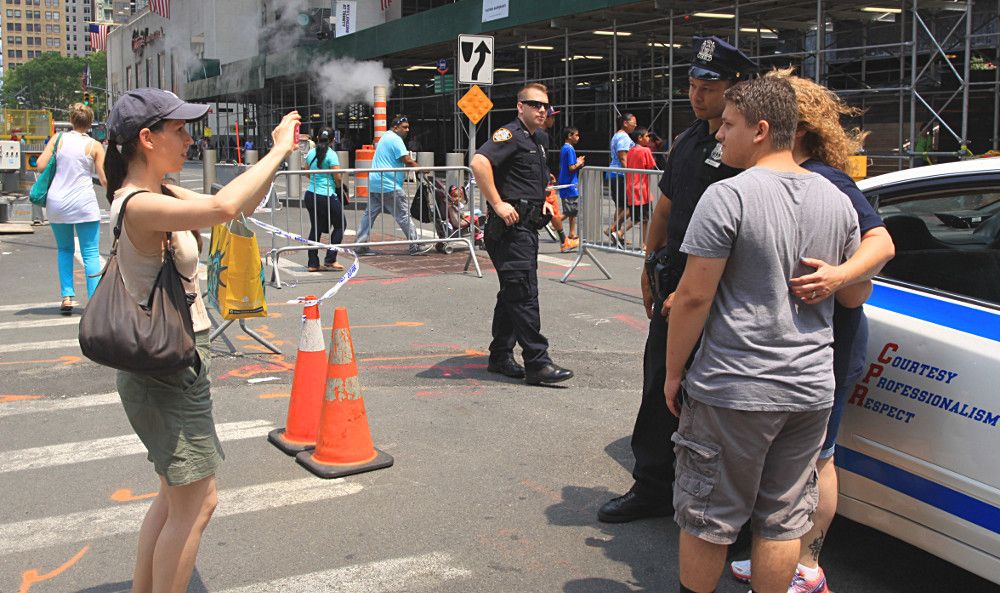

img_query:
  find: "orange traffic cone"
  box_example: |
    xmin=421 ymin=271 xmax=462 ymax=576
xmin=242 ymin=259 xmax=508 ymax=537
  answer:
xmin=296 ymin=307 xmax=393 ymax=478
xmin=268 ymin=296 xmax=327 ymax=455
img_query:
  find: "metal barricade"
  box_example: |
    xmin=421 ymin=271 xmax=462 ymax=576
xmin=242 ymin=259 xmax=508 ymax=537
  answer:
xmin=264 ymin=165 xmax=484 ymax=288
xmin=562 ymin=165 xmax=663 ymax=283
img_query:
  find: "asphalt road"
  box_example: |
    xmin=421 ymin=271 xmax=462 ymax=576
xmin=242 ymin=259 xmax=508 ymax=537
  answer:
xmin=0 ymin=163 xmax=996 ymax=593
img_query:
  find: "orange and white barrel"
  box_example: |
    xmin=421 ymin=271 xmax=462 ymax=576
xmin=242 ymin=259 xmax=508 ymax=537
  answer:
xmin=373 ymin=84 xmax=387 ymax=145
xmin=354 ymin=144 xmax=375 ymax=199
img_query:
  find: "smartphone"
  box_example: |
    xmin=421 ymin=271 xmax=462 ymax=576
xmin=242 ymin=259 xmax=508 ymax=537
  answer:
xmin=293 ymin=123 xmax=301 ymax=146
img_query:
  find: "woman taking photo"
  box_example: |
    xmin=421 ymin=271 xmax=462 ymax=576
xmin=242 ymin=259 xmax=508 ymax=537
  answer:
xmin=103 ymin=88 xmax=299 ymax=593
xmin=303 ymin=127 xmax=344 ymax=271
xmin=35 ymin=102 xmax=107 ymax=311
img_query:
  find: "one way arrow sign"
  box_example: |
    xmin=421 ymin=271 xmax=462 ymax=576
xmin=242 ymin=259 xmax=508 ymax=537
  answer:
xmin=458 ymin=34 xmax=494 ymax=85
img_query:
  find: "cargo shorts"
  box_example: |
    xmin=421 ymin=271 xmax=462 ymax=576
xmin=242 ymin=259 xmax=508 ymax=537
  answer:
xmin=117 ymin=331 xmax=224 ymax=486
xmin=672 ymin=395 xmax=829 ymax=544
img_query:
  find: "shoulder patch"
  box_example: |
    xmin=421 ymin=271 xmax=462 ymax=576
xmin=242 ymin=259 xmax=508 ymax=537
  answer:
xmin=492 ymin=128 xmax=513 ymax=142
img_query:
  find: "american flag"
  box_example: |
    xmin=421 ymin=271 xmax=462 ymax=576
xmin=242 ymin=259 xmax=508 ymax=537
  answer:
xmin=149 ymin=0 xmax=170 ymax=19
xmin=87 ymin=23 xmax=109 ymax=51
xmin=381 ymin=0 xmax=392 ymax=10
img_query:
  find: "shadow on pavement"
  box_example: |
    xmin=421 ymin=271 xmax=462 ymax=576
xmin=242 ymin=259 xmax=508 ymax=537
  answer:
xmin=72 ymin=568 xmax=209 ymax=593
xmin=543 ymin=483 xmax=678 ymax=592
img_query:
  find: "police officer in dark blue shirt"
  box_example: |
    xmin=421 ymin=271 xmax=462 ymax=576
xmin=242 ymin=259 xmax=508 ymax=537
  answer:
xmin=598 ymin=37 xmax=757 ymax=522
xmin=471 ymin=82 xmax=573 ymax=386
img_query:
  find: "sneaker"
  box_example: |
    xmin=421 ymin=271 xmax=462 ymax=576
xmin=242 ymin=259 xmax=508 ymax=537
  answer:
xmin=409 ymin=244 xmax=434 ymax=256
xmin=789 ymin=568 xmax=828 ymax=593
xmin=730 ymin=559 xmax=751 ymax=583
xmin=560 ymin=240 xmax=575 ymax=253
xmin=730 ymin=561 xmax=828 ymax=593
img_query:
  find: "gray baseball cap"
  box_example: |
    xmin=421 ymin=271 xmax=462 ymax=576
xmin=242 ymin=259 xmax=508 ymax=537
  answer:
xmin=107 ymin=88 xmax=209 ymax=140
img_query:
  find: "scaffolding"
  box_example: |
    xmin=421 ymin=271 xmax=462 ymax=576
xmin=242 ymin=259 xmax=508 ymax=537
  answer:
xmin=191 ymin=0 xmax=1000 ymax=174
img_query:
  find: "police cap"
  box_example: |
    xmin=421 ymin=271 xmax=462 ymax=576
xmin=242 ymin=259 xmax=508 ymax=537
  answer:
xmin=689 ymin=36 xmax=758 ymax=82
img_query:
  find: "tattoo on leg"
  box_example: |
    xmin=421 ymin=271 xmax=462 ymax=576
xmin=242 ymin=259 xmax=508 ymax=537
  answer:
xmin=808 ymin=530 xmax=826 ymax=562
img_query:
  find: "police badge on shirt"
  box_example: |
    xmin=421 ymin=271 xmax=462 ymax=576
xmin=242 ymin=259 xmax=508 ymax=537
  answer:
xmin=705 ymin=142 xmax=724 ymax=168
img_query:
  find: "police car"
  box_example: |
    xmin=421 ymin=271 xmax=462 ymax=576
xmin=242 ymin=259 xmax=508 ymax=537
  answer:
xmin=836 ymin=158 xmax=1000 ymax=583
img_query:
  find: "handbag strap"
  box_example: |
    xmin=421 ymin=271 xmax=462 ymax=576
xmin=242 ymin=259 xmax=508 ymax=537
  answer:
xmin=111 ymin=189 xmax=177 ymax=261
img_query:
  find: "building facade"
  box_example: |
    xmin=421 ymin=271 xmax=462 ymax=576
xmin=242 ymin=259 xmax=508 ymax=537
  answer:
xmin=3 ymin=0 xmax=69 ymax=69
xmin=102 ymin=0 xmax=1000 ymax=169
xmin=63 ymin=0 xmax=93 ymax=57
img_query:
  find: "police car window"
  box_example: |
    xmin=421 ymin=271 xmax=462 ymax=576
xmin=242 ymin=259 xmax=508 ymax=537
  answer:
xmin=877 ymin=187 xmax=1000 ymax=305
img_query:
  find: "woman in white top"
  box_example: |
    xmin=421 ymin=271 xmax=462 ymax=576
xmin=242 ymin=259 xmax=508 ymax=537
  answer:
xmin=103 ymin=88 xmax=300 ymax=593
xmin=35 ymin=103 xmax=107 ymax=311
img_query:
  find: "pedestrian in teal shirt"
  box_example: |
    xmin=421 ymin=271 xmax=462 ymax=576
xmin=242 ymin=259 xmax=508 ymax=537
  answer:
xmin=354 ymin=115 xmax=431 ymax=255
xmin=303 ymin=128 xmax=345 ymax=271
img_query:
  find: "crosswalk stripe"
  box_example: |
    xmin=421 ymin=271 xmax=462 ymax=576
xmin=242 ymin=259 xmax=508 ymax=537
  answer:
xmin=215 ymin=552 xmax=470 ymax=593
xmin=0 ymin=338 xmax=79 ymax=354
xmin=0 ymin=392 xmax=119 ymax=418
xmin=0 ymin=301 xmax=62 ymax=312
xmin=0 ymin=317 xmax=80 ymax=330
xmin=0 ymin=477 xmax=362 ymax=555
xmin=0 ymin=420 xmax=273 ymax=474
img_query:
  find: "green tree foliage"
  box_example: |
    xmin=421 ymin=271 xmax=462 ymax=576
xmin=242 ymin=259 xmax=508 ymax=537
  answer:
xmin=1 ymin=52 xmax=108 ymax=118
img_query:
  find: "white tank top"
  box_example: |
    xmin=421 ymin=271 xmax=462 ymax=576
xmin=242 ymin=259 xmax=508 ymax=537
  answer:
xmin=46 ymin=131 xmax=100 ymax=224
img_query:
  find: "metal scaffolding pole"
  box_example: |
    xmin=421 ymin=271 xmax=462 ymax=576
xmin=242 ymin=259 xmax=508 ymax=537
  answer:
xmin=668 ymin=9 xmax=674 ymax=145
xmin=961 ymin=0 xmax=972 ymax=151
xmin=909 ymin=0 xmax=917 ymax=168
xmin=815 ymin=0 xmax=823 ymax=83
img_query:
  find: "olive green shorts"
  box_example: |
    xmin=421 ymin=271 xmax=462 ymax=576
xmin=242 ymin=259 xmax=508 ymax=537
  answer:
xmin=117 ymin=331 xmax=224 ymax=486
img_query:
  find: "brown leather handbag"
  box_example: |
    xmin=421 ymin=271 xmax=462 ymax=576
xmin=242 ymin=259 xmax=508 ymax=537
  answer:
xmin=78 ymin=190 xmax=198 ymax=375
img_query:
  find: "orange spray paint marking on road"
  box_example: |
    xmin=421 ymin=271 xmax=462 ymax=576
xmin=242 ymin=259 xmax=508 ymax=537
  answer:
xmin=110 ymin=488 xmax=157 ymax=502
xmin=259 ymin=392 xmax=291 ymax=399
xmin=0 ymin=395 xmax=44 ymax=403
xmin=17 ymin=544 xmax=90 ymax=593
xmin=0 ymin=356 xmax=80 ymax=367
xmin=219 ymin=356 xmax=296 ymax=380
xmin=324 ymin=321 xmax=424 ymax=330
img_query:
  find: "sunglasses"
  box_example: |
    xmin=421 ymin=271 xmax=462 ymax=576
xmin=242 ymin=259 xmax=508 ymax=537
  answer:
xmin=519 ymin=100 xmax=550 ymax=111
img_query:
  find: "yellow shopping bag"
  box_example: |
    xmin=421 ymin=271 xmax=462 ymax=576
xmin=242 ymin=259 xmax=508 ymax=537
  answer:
xmin=207 ymin=217 xmax=267 ymax=320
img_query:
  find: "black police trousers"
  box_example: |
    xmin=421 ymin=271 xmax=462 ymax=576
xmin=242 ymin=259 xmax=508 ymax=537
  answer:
xmin=629 ymin=298 xmax=679 ymax=503
xmin=484 ymin=225 xmax=552 ymax=371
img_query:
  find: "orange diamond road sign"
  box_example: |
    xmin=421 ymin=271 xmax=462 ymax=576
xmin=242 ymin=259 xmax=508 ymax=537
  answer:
xmin=457 ymin=85 xmax=493 ymax=124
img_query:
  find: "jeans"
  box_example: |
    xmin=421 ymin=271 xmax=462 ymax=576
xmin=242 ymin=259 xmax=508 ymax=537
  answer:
xmin=302 ymin=191 xmax=344 ymax=268
xmin=354 ymin=189 xmax=420 ymax=250
xmin=50 ymin=221 xmax=101 ymax=298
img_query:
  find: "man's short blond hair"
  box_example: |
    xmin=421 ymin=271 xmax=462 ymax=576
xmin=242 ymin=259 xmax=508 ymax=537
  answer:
xmin=517 ymin=83 xmax=548 ymax=100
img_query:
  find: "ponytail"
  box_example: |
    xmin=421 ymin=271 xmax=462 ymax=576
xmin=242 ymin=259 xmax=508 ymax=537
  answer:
xmin=103 ymin=134 xmax=127 ymax=205
xmin=314 ymin=127 xmax=332 ymax=169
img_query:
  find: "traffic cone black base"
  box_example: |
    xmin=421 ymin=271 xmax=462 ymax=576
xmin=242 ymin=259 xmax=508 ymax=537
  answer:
xmin=295 ymin=448 xmax=394 ymax=479
xmin=268 ymin=428 xmax=316 ymax=456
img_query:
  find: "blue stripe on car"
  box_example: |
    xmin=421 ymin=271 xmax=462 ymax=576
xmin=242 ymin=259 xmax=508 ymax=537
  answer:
xmin=868 ymin=284 xmax=1000 ymax=343
xmin=837 ymin=446 xmax=1000 ymax=535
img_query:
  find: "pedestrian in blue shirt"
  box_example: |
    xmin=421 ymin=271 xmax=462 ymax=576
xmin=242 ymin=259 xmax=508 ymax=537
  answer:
xmin=354 ymin=115 xmax=432 ymax=256
xmin=558 ymin=127 xmax=585 ymax=241
xmin=303 ymin=128 xmax=343 ymax=271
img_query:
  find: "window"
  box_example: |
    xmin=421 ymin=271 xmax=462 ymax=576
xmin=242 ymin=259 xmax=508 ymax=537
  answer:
xmin=5 ymin=50 xmax=12 ymax=58
xmin=26 ymin=37 xmax=33 ymax=45
xmin=34 ymin=36 xmax=39 ymax=44
xmin=876 ymin=185 xmax=1000 ymax=304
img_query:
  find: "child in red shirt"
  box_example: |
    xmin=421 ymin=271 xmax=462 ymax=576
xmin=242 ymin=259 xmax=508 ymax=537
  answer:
xmin=624 ymin=128 xmax=657 ymax=245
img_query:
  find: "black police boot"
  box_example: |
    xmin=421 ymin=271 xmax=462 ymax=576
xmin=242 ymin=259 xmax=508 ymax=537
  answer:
xmin=525 ymin=363 xmax=573 ymax=385
xmin=487 ymin=358 xmax=525 ymax=379
xmin=597 ymin=488 xmax=673 ymax=523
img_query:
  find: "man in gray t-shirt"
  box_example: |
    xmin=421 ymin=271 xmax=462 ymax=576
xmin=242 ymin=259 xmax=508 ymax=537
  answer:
xmin=663 ymin=78 xmax=870 ymax=593
xmin=681 ymin=167 xmax=859 ymax=411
